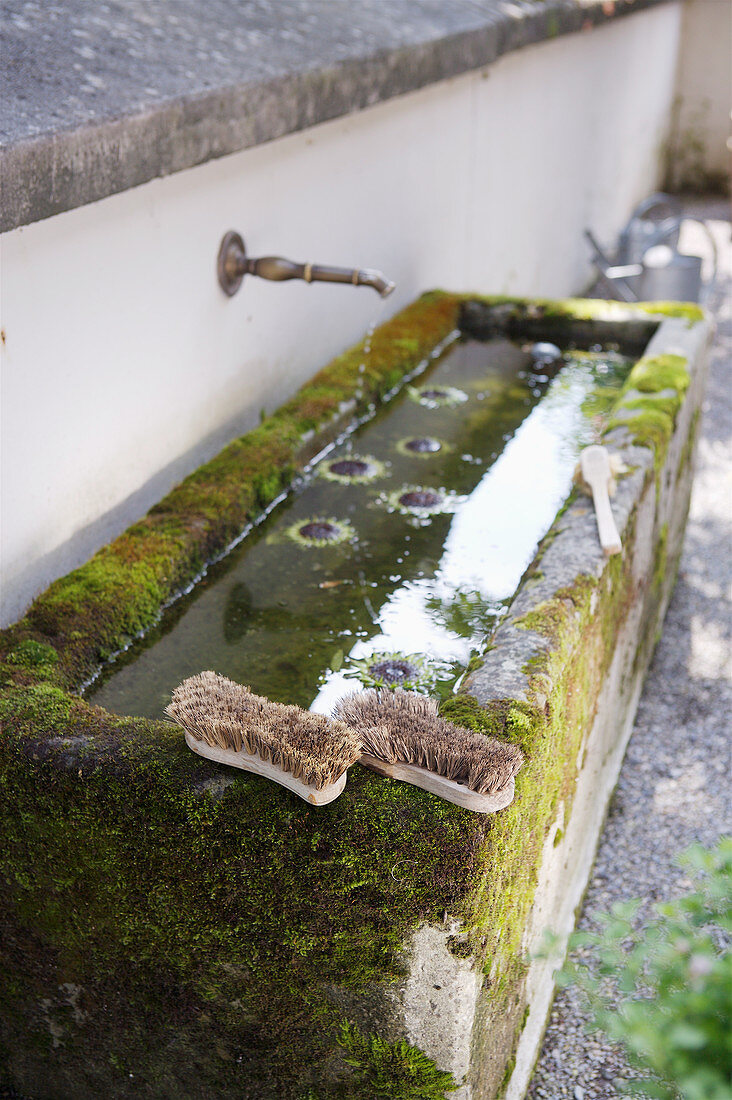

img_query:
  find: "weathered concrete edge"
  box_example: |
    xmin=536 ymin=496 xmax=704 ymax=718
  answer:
xmin=331 ymin=309 xmax=715 ymax=1100
xmin=468 ymin=314 xmax=713 ymax=707
xmin=483 ymin=315 xmax=712 ymax=1098
xmin=376 ymin=311 xmax=714 ymax=1098
xmin=0 ymin=0 xmax=672 ymax=234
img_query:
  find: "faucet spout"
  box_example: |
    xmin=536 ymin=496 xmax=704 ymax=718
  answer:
xmin=217 ymin=232 xmax=395 ymax=298
xmin=356 ymin=269 xmax=396 ymax=298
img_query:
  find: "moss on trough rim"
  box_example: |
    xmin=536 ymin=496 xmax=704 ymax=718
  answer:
xmin=465 ymin=294 xmax=703 ymax=325
xmin=0 ymin=292 xmax=704 ymax=1099
xmin=607 ymin=352 xmax=692 ymax=476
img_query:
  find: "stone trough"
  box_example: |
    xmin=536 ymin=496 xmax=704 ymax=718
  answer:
xmin=0 ymin=292 xmax=711 ymax=1099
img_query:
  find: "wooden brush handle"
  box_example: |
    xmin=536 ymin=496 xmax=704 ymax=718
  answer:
xmin=589 ymin=480 xmax=622 ymax=556
xmin=360 ymin=754 xmax=515 ymax=813
xmin=184 ymin=731 xmax=347 ymax=805
xmin=580 ymin=445 xmax=622 ymax=556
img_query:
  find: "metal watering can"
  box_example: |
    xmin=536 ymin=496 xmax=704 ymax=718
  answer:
xmin=638 ymin=244 xmax=703 ymax=303
xmin=585 ymin=192 xmax=713 ymax=303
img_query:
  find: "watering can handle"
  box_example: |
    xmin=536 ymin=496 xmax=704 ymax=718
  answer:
xmin=583 ymin=230 xmax=639 ymax=303
xmin=628 ymin=192 xmax=683 ymax=222
xmin=617 ymin=192 xmax=683 ymax=267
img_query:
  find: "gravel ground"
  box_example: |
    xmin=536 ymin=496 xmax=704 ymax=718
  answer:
xmin=527 ymin=197 xmax=732 ymax=1100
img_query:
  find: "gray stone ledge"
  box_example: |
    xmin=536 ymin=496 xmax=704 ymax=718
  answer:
xmin=464 ymin=308 xmax=713 ymax=713
xmin=1 ymin=0 xmax=671 ymax=233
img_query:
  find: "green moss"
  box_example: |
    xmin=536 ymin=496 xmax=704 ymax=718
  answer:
xmin=608 ymin=408 xmax=674 ymax=473
xmin=6 ymin=639 xmax=59 ymax=670
xmin=677 ymin=406 xmax=701 ymax=482
xmin=439 ymin=695 xmax=540 ymax=750
xmin=321 ymin=1022 xmax=458 ymax=1098
xmin=464 ymin=294 xmax=703 ymax=326
xmin=514 ymin=575 xmax=598 ymax=651
xmin=465 ymin=653 xmax=485 ymax=677
xmin=0 ymin=683 xmax=75 ymax=727
xmin=606 ymin=353 xmax=691 ymax=477
xmin=653 ymin=522 xmax=669 ymax=596
xmin=439 ymin=693 xmax=551 ymax=985
xmin=635 ymin=301 xmax=704 ymax=325
xmin=624 ymin=353 xmax=690 ymax=396
xmin=515 ymin=601 xmax=570 ymax=642
xmin=497 ymin=1053 xmax=516 ymax=1097
xmin=0 ymin=678 xmax=484 ymax=1097
xmin=620 ymin=391 xmax=683 ymax=420
xmin=467 ymin=294 xmax=630 ymax=322
xmin=446 ymin=936 xmax=473 ymax=959
xmin=0 ymin=637 xmax=63 ymax=689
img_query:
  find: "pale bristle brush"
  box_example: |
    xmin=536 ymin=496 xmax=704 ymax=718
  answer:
xmin=166 ymin=671 xmax=361 ymax=805
xmin=333 ymin=688 xmax=523 ymax=813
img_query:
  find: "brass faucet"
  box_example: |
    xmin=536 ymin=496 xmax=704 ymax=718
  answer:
xmin=217 ymin=231 xmax=395 ymax=298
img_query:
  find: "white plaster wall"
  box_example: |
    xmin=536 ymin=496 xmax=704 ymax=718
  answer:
xmin=671 ymin=0 xmax=731 ymax=186
xmin=0 ymin=3 xmax=682 ymax=627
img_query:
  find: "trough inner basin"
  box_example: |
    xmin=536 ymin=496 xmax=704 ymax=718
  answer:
xmin=90 ymin=335 xmax=632 ymax=718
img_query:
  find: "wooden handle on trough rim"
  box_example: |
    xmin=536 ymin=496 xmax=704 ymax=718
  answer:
xmin=184 ymin=731 xmax=347 ymax=805
xmin=590 ymin=479 xmax=622 ymax=556
xmin=580 ymin=445 xmax=622 ymax=556
xmin=359 ymin=754 xmax=515 ymax=813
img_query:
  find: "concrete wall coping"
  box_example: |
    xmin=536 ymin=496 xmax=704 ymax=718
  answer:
xmin=0 ymin=0 xmax=672 ymax=234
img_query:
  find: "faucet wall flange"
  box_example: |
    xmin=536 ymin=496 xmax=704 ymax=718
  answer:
xmin=217 ymin=231 xmax=248 ymax=296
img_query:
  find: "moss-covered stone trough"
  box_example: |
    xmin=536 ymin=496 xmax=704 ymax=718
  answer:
xmin=0 ymin=293 xmax=712 ymax=1099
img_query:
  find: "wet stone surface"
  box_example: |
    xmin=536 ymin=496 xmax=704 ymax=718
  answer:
xmin=528 ymin=199 xmax=731 ymax=1100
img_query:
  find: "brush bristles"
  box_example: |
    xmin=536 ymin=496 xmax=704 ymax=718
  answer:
xmin=334 ymin=689 xmax=523 ymax=795
xmin=166 ymin=671 xmax=361 ymax=789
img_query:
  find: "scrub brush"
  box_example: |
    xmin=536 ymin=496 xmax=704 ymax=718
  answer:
xmin=166 ymin=671 xmax=361 ymax=805
xmin=333 ymin=689 xmax=523 ymax=813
